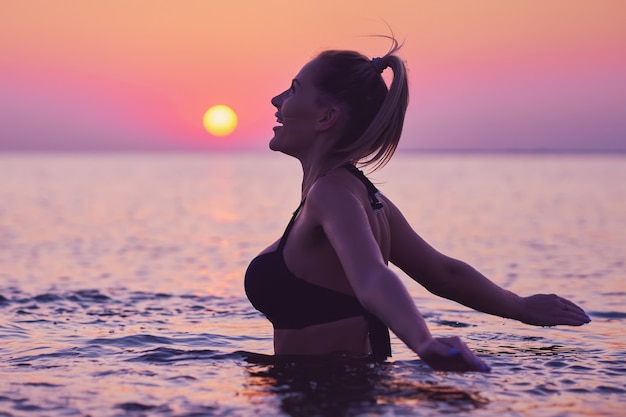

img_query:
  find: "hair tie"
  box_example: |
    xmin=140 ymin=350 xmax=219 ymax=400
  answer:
xmin=371 ymin=57 xmax=387 ymax=74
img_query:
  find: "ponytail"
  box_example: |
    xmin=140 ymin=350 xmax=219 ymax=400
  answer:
xmin=312 ymin=37 xmax=409 ymax=172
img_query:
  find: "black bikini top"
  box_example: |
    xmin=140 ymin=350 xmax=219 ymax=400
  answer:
xmin=244 ymin=165 xmax=391 ymax=359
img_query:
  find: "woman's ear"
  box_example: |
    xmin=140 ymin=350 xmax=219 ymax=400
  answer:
xmin=314 ymin=105 xmax=343 ymax=132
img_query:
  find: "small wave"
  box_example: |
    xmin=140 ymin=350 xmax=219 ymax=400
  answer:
xmin=22 ymin=382 xmax=63 ymax=388
xmin=87 ymin=333 xmax=242 ymax=350
xmin=9 ymin=350 xmax=81 ymax=364
xmin=437 ymin=319 xmax=473 ymax=328
xmin=1 ymin=289 xmax=240 ymax=313
xmin=116 ymin=402 xmax=217 ymax=415
xmin=0 ymin=323 xmax=29 ymax=339
xmin=568 ymin=365 xmax=594 ymax=372
xmin=544 ymin=360 xmax=568 ymax=368
xmin=33 ymin=294 xmax=64 ymax=303
xmin=596 ymin=385 xmax=626 ymax=393
xmin=115 ymin=402 xmax=158 ymax=412
xmin=166 ymin=375 xmax=197 ymax=381
xmin=9 ymin=345 xmax=112 ymax=364
xmin=128 ymin=347 xmax=240 ymax=363
xmin=589 ymin=311 xmax=626 ymax=319
xmin=127 ymin=291 xmax=174 ymax=301
xmin=0 ymin=289 xmax=113 ymax=306
xmin=65 ymin=289 xmax=111 ymax=303
xmin=89 ymin=334 xmax=174 ymax=347
xmin=493 ymin=343 xmax=580 ymax=357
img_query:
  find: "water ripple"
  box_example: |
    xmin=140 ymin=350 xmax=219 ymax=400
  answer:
xmin=129 ymin=347 xmax=239 ymax=363
xmin=89 ymin=334 xmax=174 ymax=347
xmin=589 ymin=311 xmax=626 ymax=319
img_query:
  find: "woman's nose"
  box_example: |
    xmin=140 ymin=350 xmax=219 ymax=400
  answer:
xmin=271 ymin=91 xmax=285 ymax=108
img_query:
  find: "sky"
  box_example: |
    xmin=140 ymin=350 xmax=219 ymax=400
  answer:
xmin=1 ymin=0 xmax=625 ymax=152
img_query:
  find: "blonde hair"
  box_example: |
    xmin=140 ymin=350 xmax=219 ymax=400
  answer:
xmin=312 ymin=37 xmax=409 ymax=171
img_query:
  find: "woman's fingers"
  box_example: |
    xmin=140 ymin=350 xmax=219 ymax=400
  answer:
xmin=427 ymin=337 xmax=490 ymax=372
xmin=560 ymin=297 xmax=591 ymax=323
xmin=450 ymin=338 xmax=490 ymax=372
xmin=522 ymin=294 xmax=591 ymax=326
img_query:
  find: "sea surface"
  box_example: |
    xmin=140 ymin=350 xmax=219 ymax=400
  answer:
xmin=0 ymin=151 xmax=624 ymax=416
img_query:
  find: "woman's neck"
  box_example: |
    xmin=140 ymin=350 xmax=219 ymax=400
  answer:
xmin=298 ymin=151 xmax=346 ymax=200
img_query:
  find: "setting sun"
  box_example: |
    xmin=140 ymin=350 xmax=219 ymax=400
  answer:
xmin=203 ymin=105 xmax=238 ymax=136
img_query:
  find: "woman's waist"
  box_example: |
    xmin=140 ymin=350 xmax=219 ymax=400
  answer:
xmin=273 ymin=316 xmax=371 ymax=356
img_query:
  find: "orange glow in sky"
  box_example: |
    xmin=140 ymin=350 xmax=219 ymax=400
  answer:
xmin=1 ymin=1 xmax=625 ymax=151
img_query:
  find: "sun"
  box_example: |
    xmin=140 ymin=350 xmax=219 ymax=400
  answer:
xmin=203 ymin=105 xmax=238 ymax=136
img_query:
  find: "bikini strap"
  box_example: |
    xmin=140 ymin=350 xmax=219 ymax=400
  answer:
xmin=343 ymin=164 xmax=384 ymax=211
xmin=278 ymin=164 xmax=381 ymax=252
xmin=277 ymin=200 xmax=305 ymax=252
xmin=366 ymin=312 xmax=392 ymax=360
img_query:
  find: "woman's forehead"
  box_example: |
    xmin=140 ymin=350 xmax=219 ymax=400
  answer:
xmin=294 ymin=59 xmax=320 ymax=81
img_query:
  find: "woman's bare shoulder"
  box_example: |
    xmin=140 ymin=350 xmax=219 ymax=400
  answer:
xmin=308 ymin=169 xmax=369 ymax=209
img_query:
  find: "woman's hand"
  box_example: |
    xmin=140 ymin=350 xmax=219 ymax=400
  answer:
xmin=417 ymin=336 xmax=490 ymax=372
xmin=518 ymin=294 xmax=591 ymax=326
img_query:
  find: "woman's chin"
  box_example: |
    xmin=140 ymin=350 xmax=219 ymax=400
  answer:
xmin=269 ymin=130 xmax=285 ymax=151
xmin=269 ymin=137 xmax=278 ymax=151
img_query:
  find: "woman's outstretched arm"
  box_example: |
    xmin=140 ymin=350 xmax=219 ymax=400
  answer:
xmin=384 ymin=196 xmax=591 ymax=326
xmin=307 ymin=179 xmax=490 ymax=372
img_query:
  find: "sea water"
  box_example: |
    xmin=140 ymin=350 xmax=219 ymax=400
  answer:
xmin=0 ymin=151 xmax=624 ymax=416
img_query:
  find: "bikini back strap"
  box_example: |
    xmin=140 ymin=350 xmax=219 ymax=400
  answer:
xmin=343 ymin=164 xmax=384 ymax=211
xmin=365 ymin=312 xmax=392 ymax=360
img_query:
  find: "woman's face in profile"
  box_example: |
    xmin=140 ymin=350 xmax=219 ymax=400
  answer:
xmin=269 ymin=60 xmax=327 ymax=155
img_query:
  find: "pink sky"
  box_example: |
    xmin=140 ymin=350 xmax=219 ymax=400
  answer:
xmin=1 ymin=1 xmax=625 ymax=152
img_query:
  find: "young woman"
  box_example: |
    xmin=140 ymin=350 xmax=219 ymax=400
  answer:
xmin=244 ymin=38 xmax=590 ymax=372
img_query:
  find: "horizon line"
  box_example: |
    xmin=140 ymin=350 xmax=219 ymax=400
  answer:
xmin=1 ymin=147 xmax=625 ymax=155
